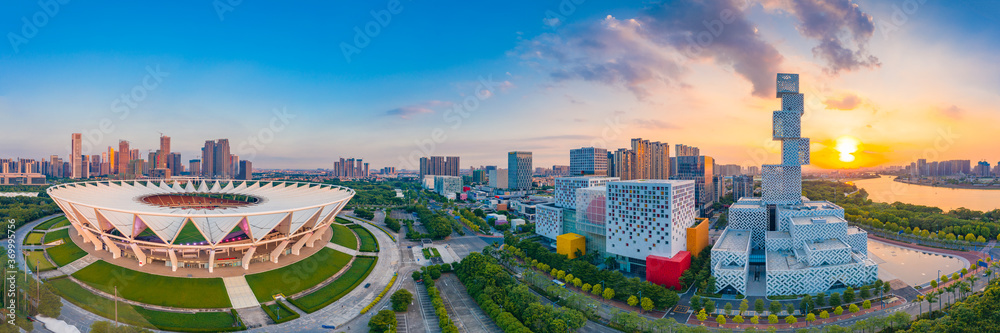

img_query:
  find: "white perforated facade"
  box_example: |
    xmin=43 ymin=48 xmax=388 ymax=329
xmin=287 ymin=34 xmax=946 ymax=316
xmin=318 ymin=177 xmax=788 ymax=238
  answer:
xmin=712 ymin=74 xmax=878 ymax=296
xmin=605 ymin=179 xmax=696 ymax=261
xmin=554 ymin=176 xmax=619 ymax=208
xmin=536 ymin=203 xmax=563 ymax=240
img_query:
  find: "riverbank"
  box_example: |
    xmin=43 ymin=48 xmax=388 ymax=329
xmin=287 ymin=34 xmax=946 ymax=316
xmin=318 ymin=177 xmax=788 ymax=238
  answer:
xmin=894 ymin=178 xmax=1000 ymax=190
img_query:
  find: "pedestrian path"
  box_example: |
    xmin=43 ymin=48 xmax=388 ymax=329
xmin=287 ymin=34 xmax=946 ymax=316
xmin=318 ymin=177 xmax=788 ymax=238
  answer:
xmin=326 ymin=242 xmax=359 ymax=256
xmin=57 ymin=255 xmax=97 ymax=276
xmin=223 ymin=276 xmax=260 ymax=309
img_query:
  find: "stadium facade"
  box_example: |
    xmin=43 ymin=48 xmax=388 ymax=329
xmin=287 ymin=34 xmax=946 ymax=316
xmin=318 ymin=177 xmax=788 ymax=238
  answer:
xmin=713 ymin=74 xmax=878 ymax=296
xmin=47 ymin=180 xmax=354 ymax=273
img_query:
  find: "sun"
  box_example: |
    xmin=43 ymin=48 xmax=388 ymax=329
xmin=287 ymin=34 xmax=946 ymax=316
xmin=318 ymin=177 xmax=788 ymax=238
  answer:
xmin=835 ymin=136 xmax=860 ymax=163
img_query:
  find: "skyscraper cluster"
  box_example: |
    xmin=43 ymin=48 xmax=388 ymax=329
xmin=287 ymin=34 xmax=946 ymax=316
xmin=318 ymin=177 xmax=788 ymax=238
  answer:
xmin=905 ymin=158 xmax=974 ymax=177
xmin=333 ymin=157 xmax=370 ymax=179
xmin=200 ymin=139 xmax=243 ymax=179
xmin=607 ymin=139 xmax=670 ymax=180
xmin=418 ymin=156 xmax=460 ymax=178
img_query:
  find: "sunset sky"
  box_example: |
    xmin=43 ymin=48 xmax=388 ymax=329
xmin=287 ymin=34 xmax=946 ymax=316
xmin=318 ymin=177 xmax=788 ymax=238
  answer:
xmin=1 ymin=0 xmax=998 ymax=170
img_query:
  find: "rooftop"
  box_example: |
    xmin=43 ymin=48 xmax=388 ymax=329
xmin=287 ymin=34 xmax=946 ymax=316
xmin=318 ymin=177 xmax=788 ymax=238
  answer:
xmin=790 ymin=215 xmax=848 ymax=226
xmin=804 ymin=238 xmax=850 ymax=251
xmin=715 ymin=229 xmax=752 ymax=252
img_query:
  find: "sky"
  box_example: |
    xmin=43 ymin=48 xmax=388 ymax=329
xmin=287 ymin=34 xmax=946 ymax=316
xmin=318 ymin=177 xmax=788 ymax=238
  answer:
xmin=1 ymin=0 xmax=998 ymax=171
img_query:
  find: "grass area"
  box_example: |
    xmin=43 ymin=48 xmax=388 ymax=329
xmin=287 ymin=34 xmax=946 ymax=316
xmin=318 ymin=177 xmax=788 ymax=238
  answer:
xmin=47 ymin=277 xmax=243 ymax=332
xmin=24 ymin=251 xmax=56 ymax=272
xmin=24 ymin=232 xmax=45 ymax=245
xmin=245 ymin=248 xmax=352 ymax=303
xmin=33 ymin=216 xmax=68 ymax=231
xmin=173 ymin=221 xmax=208 ymax=244
xmin=43 ymin=228 xmax=70 ymax=244
xmin=349 ymin=225 xmax=379 ymax=252
xmin=335 ymin=217 xmax=354 ymax=224
xmin=431 ymin=247 xmax=441 ymax=257
xmin=261 ymin=299 xmax=300 ymax=324
xmin=422 ymin=248 xmax=431 ymax=259
xmin=331 ymin=224 xmax=358 ymax=250
xmin=45 ymin=240 xmax=87 ymax=266
xmin=290 ymin=256 xmax=378 ymax=313
xmin=52 ymin=218 xmax=70 ymax=229
xmin=72 ymin=260 xmax=231 ymax=309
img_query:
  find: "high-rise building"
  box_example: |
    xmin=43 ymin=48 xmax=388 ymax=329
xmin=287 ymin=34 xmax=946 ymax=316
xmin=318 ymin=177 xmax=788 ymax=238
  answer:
xmin=472 ymin=169 xmax=486 ymax=183
xmin=605 ymin=179 xmax=698 ymax=273
xmin=507 ymin=151 xmax=532 ymax=190
xmin=189 ymin=159 xmax=201 ymax=177
xmin=71 ymin=133 xmax=82 ymax=179
xmin=158 ymin=135 xmax=171 ymax=169
xmin=238 ymin=160 xmax=253 ymax=180
xmin=419 ymin=156 xmax=460 ymax=178
xmin=488 ymin=169 xmax=508 ymax=189
xmin=672 ymin=155 xmax=716 ymax=215
xmin=108 ymin=147 xmax=116 ymax=175
xmin=569 ymin=147 xmax=608 ymax=176
xmin=675 ymin=144 xmax=700 ymax=157
xmin=732 ymin=175 xmax=754 ymax=200
xmin=716 ymin=73 xmax=877 ymax=296
xmin=214 ymin=139 xmax=231 ymax=179
xmin=118 ymin=140 xmax=130 ymax=178
xmin=631 ymin=139 xmax=670 ymax=180
xmin=202 ymin=140 xmax=215 ymax=178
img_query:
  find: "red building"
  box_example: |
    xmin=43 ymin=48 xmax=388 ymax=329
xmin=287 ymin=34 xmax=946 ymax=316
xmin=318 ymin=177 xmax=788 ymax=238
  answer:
xmin=646 ymin=251 xmax=691 ymax=290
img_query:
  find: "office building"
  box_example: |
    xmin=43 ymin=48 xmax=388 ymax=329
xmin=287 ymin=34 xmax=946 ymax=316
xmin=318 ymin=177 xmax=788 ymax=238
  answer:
xmin=214 ymin=139 xmax=231 ymax=179
xmin=118 ymin=140 xmax=130 ymax=178
xmin=554 ymin=176 xmax=619 ymax=208
xmin=488 ymin=169 xmax=508 ymax=189
xmin=714 ymin=74 xmax=877 ymax=296
xmin=605 ymin=179 xmax=698 ymax=275
xmin=71 ymin=133 xmax=83 ymax=179
xmin=732 ymin=175 xmax=754 ymax=200
xmin=419 ymin=156 xmax=460 ymax=178
xmin=433 ymin=175 xmax=463 ymax=199
xmin=569 ymin=147 xmax=608 ymax=176
xmin=507 ymin=151 xmax=532 ymax=190
xmin=333 ymin=158 xmax=369 ymax=179
xmin=202 ymin=140 xmax=215 ymax=178
xmin=189 ymin=159 xmax=201 ymax=177
xmin=238 ymin=160 xmax=253 ymax=180
xmin=672 ymin=155 xmax=716 ymax=214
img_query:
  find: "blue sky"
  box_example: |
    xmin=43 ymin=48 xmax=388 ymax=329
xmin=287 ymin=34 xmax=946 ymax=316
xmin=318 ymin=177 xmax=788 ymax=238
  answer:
xmin=1 ymin=0 xmax=998 ymax=170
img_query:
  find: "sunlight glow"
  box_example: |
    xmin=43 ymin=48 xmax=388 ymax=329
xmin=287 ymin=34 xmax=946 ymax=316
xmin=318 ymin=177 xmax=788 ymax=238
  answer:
xmin=835 ymin=136 xmax=860 ymax=163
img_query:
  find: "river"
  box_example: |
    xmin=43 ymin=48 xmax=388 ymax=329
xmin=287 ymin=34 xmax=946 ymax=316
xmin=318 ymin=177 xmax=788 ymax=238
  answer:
xmin=851 ymin=176 xmax=1000 ymax=212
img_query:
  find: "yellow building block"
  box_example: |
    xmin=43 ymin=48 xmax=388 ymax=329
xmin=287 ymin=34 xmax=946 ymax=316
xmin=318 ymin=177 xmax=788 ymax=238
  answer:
xmin=687 ymin=218 xmax=710 ymax=257
xmin=556 ymin=233 xmax=586 ymax=259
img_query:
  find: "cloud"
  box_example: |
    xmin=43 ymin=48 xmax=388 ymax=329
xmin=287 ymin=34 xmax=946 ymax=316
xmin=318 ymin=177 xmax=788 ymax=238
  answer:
xmin=824 ymin=93 xmax=863 ymax=110
xmin=939 ymin=105 xmax=963 ymax=119
xmin=633 ymin=118 xmax=679 ymax=130
xmin=763 ymin=0 xmax=880 ymax=74
xmin=384 ymin=100 xmax=454 ymax=119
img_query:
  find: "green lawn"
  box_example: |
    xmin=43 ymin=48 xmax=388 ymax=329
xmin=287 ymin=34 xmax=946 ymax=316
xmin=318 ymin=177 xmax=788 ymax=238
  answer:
xmin=261 ymin=299 xmax=300 ymax=324
xmin=45 ymin=241 xmax=88 ymax=266
xmin=331 ymin=224 xmax=358 ymax=250
xmin=33 ymin=216 xmax=68 ymax=231
xmin=52 ymin=218 xmax=71 ymax=229
xmin=335 ymin=217 xmax=354 ymax=224
xmin=43 ymin=228 xmax=70 ymax=244
xmin=349 ymin=225 xmax=379 ymax=252
xmin=72 ymin=260 xmax=231 ymax=309
xmin=24 ymin=251 xmax=56 ymax=272
xmin=290 ymin=256 xmax=378 ymax=313
xmin=24 ymin=232 xmax=45 ymax=245
xmin=422 ymin=248 xmax=431 ymax=259
xmin=431 ymin=247 xmax=441 ymax=257
xmin=47 ymin=277 xmax=242 ymax=332
xmin=245 ymin=248 xmax=352 ymax=302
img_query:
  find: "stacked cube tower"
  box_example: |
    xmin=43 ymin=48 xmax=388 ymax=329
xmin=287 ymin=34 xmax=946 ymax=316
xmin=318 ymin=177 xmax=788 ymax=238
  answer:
xmin=712 ymin=74 xmax=878 ymax=296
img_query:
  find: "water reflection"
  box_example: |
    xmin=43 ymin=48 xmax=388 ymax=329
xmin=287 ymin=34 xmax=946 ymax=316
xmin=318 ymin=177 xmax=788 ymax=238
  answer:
xmin=852 ymin=176 xmax=1000 ymax=212
xmin=868 ymin=239 xmax=967 ymax=287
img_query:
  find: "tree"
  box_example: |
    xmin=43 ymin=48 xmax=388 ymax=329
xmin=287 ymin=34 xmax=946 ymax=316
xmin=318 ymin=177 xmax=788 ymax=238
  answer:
xmin=862 ymin=300 xmax=871 ymax=310
xmin=564 ymin=273 xmax=574 ymax=282
xmin=428 ymin=267 xmax=442 ymax=280
xmin=697 ymin=309 xmax=708 ymax=322
xmin=883 ymin=282 xmax=891 ymax=295
xmin=815 ymin=292 xmax=826 ymax=307
xmin=830 ymin=292 xmax=842 ymax=307
xmin=368 ymin=309 xmax=397 ymax=333
xmin=750 ymin=315 xmax=759 ymax=324
xmin=734 ymin=315 xmax=744 ymax=324
xmin=962 ymin=267 xmax=968 ymax=275
xmin=805 ymin=313 xmax=816 ymax=325
xmin=602 ymin=288 xmax=615 ymax=300
xmin=860 ymin=285 xmax=871 ymax=299
xmin=556 ymin=270 xmax=566 ymax=280
xmin=785 ymin=304 xmax=794 ymax=316
xmin=769 ymin=300 xmax=781 ymax=315
xmin=941 ymin=274 xmax=949 ymax=283
xmin=754 ymin=298 xmax=765 ymax=314
xmin=843 ymin=286 xmax=856 ymax=303
xmin=834 ymin=306 xmax=844 ymax=316
xmin=767 ymin=314 xmax=778 ymax=324
xmin=591 ymin=284 xmax=602 ymax=296
xmin=848 ymin=304 xmax=860 ymax=314
xmin=930 ymin=279 xmax=938 ymax=288
xmin=628 ymin=295 xmax=639 ymax=307
xmin=785 ymin=315 xmax=797 ymax=325
xmin=716 ymin=315 xmax=727 ymax=326
xmin=739 ymin=299 xmax=749 ymax=315
xmin=705 ymin=300 xmax=716 ymax=314
xmin=690 ymin=295 xmax=703 ymax=311
xmin=641 ymin=297 xmax=654 ymax=312
xmin=819 ymin=310 xmax=829 ymax=319
xmin=724 ymin=302 xmax=733 ymax=316
xmin=572 ymin=278 xmax=582 ymax=288
xmin=391 ymin=289 xmax=413 ymax=312
xmin=799 ymin=295 xmax=812 ymax=314
xmin=582 ymin=283 xmax=592 ymax=292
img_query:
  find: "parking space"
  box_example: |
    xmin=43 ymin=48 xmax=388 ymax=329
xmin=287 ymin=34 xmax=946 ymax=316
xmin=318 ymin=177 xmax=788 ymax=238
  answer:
xmin=436 ymin=274 xmax=501 ymax=333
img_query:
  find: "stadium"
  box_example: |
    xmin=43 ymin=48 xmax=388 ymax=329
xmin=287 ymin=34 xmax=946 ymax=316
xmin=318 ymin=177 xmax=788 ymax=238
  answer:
xmin=47 ymin=180 xmax=355 ymax=274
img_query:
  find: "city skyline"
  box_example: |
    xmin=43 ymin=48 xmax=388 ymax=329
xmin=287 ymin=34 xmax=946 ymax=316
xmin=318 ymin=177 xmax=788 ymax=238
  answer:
xmin=2 ymin=1 xmax=999 ymax=170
